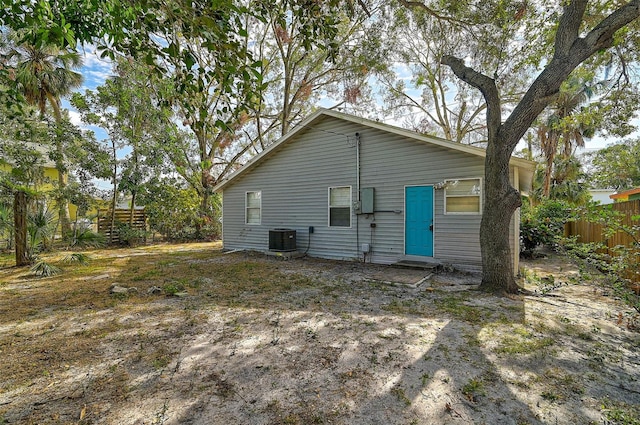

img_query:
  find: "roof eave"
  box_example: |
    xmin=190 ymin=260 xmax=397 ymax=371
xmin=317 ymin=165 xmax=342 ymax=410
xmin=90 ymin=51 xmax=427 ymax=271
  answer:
xmin=213 ymin=108 xmax=537 ymax=192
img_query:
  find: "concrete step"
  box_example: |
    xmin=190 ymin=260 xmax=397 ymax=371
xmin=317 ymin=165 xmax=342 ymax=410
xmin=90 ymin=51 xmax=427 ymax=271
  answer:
xmin=393 ymin=260 xmax=442 ymax=271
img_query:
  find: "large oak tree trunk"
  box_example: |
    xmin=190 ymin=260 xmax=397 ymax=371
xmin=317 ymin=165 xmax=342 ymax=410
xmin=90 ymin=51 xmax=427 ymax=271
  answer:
xmin=439 ymin=1 xmax=640 ymax=294
xmin=14 ymin=191 xmax=28 ymax=267
xmin=480 ymin=141 xmax=522 ymax=293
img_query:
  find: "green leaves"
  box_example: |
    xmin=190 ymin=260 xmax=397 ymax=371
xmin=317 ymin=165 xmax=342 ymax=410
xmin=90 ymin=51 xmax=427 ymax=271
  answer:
xmin=589 ymin=138 xmax=640 ymax=190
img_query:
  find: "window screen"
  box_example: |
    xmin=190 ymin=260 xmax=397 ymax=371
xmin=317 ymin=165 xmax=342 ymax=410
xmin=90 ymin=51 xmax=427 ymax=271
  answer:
xmin=329 ymin=186 xmax=351 ymax=227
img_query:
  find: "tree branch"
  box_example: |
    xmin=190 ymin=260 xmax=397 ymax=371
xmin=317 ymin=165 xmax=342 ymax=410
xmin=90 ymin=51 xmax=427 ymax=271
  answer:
xmin=441 ymin=55 xmax=501 ymax=140
xmin=583 ymin=0 xmax=640 ymax=54
xmin=397 ymin=0 xmax=471 ymax=26
xmin=554 ymin=1 xmax=587 ymax=59
xmin=501 ymin=0 xmax=640 ymax=148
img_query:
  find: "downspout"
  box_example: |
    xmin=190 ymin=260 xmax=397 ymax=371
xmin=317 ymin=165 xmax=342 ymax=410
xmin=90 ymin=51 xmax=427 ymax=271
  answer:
xmin=355 ymin=132 xmax=361 ymax=260
xmin=355 ymin=132 xmax=361 ymax=202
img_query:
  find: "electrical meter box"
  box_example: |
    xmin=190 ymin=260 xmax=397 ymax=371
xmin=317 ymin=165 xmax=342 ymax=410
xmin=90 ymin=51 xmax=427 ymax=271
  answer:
xmin=361 ymin=187 xmax=375 ymax=214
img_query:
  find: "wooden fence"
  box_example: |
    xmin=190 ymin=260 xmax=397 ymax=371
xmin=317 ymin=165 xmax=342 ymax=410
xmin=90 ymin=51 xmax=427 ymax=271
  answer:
xmin=98 ymin=209 xmax=147 ymax=244
xmin=564 ymin=200 xmax=639 ymax=282
xmin=564 ymin=200 xmax=640 ymax=245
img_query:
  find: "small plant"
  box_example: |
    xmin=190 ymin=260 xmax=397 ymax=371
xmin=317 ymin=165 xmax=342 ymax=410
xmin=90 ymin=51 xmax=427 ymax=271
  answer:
xmin=27 ymin=205 xmax=57 ymax=255
xmin=420 ymin=373 xmax=431 ymax=386
xmin=30 ymin=259 xmax=62 ymax=277
xmin=72 ymin=228 xmax=106 ymax=248
xmin=391 ymin=385 xmax=411 ymax=406
xmin=163 ymin=282 xmax=186 ymax=297
xmin=116 ymin=223 xmax=148 ymax=246
xmin=462 ymin=378 xmax=485 ymax=402
xmin=541 ymin=390 xmax=560 ymax=402
xmin=539 ymin=275 xmax=558 ymax=293
xmin=63 ymin=252 xmax=91 ymax=265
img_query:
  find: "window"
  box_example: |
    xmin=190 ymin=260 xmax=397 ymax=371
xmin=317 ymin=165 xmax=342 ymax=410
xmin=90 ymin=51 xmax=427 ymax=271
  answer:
xmin=329 ymin=186 xmax=351 ymax=227
xmin=444 ymin=178 xmax=482 ymax=214
xmin=245 ymin=191 xmax=261 ymax=224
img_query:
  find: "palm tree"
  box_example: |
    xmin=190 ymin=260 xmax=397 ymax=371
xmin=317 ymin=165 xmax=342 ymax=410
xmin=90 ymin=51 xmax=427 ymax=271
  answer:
xmin=537 ymin=77 xmax=599 ymax=197
xmin=5 ymin=33 xmax=83 ymax=236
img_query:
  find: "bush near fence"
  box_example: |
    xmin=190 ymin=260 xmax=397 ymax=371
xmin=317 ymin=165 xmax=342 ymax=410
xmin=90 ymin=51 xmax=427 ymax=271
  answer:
xmin=565 ymin=200 xmax=640 ymax=283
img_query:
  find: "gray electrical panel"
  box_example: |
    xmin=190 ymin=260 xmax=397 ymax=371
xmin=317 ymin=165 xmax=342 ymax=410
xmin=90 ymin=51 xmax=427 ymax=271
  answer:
xmin=361 ymin=187 xmax=375 ymax=214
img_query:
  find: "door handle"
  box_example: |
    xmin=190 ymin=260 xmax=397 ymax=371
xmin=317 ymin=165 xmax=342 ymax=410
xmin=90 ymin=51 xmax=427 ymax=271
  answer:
xmin=429 ymin=224 xmax=434 ymax=231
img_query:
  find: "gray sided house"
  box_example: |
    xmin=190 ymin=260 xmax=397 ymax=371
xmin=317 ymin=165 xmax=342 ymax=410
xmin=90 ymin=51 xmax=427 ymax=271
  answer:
xmin=213 ymin=109 xmax=534 ymax=273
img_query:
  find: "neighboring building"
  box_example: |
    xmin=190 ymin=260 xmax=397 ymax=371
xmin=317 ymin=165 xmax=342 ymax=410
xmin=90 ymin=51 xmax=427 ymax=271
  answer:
xmin=213 ymin=109 xmax=535 ymax=273
xmin=610 ymin=187 xmax=640 ymax=202
xmin=1 ymin=142 xmax=82 ymax=222
xmin=589 ymin=189 xmax=616 ymax=205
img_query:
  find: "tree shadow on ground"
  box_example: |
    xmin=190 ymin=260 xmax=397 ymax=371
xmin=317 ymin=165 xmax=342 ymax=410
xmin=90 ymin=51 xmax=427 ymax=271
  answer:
xmin=2 ymin=247 xmax=638 ymax=424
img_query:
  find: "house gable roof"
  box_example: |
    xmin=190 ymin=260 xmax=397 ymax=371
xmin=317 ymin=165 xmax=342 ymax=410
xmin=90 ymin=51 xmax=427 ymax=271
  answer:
xmin=212 ymin=108 xmax=536 ymax=192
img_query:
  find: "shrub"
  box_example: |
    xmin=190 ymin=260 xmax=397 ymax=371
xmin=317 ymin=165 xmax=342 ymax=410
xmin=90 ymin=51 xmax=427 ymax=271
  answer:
xmin=520 ymin=199 xmax=572 ymax=255
xmin=116 ymin=222 xmax=148 ymax=246
xmin=139 ymin=179 xmax=220 ymax=241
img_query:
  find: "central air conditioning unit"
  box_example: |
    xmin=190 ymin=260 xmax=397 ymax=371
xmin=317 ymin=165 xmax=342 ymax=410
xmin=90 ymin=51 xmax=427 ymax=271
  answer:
xmin=269 ymin=229 xmax=297 ymax=252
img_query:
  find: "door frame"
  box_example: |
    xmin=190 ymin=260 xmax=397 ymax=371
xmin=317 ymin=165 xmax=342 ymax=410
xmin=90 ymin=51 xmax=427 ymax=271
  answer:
xmin=403 ymin=185 xmax=435 ymax=257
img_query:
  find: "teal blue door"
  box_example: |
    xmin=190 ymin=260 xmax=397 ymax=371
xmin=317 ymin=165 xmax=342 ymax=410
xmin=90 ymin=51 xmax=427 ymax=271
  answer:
xmin=405 ymin=186 xmax=434 ymax=256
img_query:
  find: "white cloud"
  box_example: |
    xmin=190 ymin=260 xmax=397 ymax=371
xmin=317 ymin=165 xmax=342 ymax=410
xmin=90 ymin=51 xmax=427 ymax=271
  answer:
xmin=78 ymin=44 xmax=113 ymax=90
xmin=67 ymin=109 xmax=83 ymax=126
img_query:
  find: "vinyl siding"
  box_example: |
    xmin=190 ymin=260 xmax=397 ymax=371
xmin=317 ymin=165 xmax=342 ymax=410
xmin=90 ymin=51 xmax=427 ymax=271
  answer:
xmin=354 ymin=121 xmax=484 ymax=267
xmin=222 ymin=117 xmax=359 ymax=260
xmin=221 ymin=114 xmax=519 ymax=270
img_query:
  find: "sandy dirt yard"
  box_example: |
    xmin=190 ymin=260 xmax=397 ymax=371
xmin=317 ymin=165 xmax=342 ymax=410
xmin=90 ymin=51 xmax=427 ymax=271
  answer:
xmin=0 ymin=242 xmax=638 ymax=425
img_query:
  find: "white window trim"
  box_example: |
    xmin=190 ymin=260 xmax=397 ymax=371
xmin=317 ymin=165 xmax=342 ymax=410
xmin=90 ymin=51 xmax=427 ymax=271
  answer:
xmin=444 ymin=178 xmax=482 ymax=215
xmin=328 ymin=186 xmax=352 ymax=228
xmin=245 ymin=190 xmax=262 ymax=225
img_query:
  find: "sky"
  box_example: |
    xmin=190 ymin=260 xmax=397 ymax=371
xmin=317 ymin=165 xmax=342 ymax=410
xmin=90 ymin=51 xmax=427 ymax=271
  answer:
xmin=65 ymin=45 xmax=112 ymax=130
xmin=64 ymin=46 xmax=116 ymax=190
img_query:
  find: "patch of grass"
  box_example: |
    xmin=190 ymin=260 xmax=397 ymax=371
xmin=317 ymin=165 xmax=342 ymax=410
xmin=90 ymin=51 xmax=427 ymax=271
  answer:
xmin=494 ymin=326 xmax=555 ymax=355
xmin=530 ymin=367 xmax=585 ymax=400
xmin=150 ymin=347 xmax=173 ymax=369
xmin=89 ymin=365 xmax=131 ymax=401
xmin=130 ymin=268 xmax=163 ymax=281
xmin=433 ymin=294 xmax=486 ymax=322
xmin=586 ymin=341 xmax=623 ymax=370
xmin=205 ymin=371 xmax=236 ymax=399
xmin=383 ymin=298 xmax=424 ymax=315
xmin=601 ymin=398 xmax=640 ymax=425
xmin=264 ymin=398 xmax=335 ymax=425
xmin=563 ymin=322 xmax=595 ymax=341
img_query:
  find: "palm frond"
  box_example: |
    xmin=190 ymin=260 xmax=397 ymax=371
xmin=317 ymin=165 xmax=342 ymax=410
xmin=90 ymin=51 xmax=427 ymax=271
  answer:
xmin=72 ymin=229 xmax=106 ymax=248
xmin=63 ymin=252 xmax=91 ymax=265
xmin=30 ymin=260 xmax=62 ymax=277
